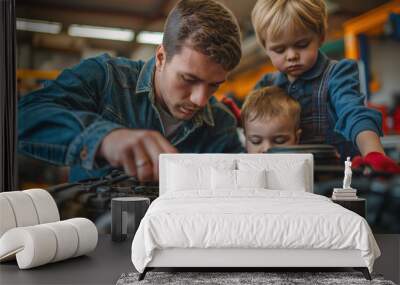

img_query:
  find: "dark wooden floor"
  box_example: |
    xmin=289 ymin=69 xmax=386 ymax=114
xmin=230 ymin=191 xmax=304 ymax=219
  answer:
xmin=0 ymin=234 xmax=398 ymax=284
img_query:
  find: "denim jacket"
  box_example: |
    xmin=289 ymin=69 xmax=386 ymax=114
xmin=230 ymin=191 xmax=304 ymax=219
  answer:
xmin=18 ymin=54 xmax=243 ymax=181
xmin=255 ymin=51 xmax=382 ymax=159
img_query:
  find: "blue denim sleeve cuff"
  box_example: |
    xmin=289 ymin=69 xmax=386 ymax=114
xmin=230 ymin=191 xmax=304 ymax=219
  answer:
xmin=349 ymin=118 xmax=383 ymax=145
xmin=66 ymin=120 xmax=124 ymax=170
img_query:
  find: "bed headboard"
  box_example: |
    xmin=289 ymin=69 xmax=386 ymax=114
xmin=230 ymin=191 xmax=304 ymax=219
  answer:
xmin=159 ymin=153 xmax=314 ymax=195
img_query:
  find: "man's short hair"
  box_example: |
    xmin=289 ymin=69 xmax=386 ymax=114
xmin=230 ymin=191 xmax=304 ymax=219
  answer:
xmin=251 ymin=0 xmax=327 ymax=48
xmin=163 ymin=0 xmax=242 ymax=71
xmin=241 ymin=86 xmax=301 ymax=129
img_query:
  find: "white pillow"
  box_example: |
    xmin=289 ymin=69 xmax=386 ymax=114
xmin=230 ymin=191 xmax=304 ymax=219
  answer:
xmin=238 ymin=159 xmax=308 ymax=192
xmin=167 ymin=162 xmax=211 ymax=191
xmin=266 ymin=165 xmax=307 ymax=191
xmin=237 ymin=169 xmax=267 ymax=188
xmin=211 ymin=168 xmax=236 ymax=190
xmin=166 ymin=159 xmax=236 ymax=192
xmin=211 ymin=168 xmax=267 ymax=191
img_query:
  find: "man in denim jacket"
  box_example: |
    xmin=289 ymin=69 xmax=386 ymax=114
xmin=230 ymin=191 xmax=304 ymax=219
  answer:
xmin=18 ymin=0 xmax=243 ymax=182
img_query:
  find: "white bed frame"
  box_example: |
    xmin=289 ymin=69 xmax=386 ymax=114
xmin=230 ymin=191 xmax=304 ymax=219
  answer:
xmin=139 ymin=154 xmax=371 ymax=280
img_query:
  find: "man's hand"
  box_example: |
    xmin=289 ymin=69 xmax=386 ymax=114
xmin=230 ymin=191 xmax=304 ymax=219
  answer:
xmin=97 ymin=129 xmax=178 ymax=181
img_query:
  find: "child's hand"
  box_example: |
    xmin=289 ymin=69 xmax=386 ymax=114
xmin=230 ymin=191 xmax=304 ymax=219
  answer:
xmin=352 ymin=152 xmax=400 ymax=174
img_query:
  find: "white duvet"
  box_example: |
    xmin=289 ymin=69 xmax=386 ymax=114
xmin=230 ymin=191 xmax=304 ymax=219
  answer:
xmin=131 ymin=190 xmax=380 ymax=273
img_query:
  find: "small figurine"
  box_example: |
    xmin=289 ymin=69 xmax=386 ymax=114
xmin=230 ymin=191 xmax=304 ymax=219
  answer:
xmin=343 ymin=157 xmax=352 ymax=189
xmin=332 ymin=157 xmax=357 ymax=199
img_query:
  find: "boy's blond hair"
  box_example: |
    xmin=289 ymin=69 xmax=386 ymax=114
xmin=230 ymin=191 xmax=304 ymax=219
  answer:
xmin=241 ymin=86 xmax=301 ymax=129
xmin=251 ymin=0 xmax=327 ymax=48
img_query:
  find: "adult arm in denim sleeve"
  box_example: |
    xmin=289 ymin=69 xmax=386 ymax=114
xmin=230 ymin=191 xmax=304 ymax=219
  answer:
xmin=328 ymin=59 xmax=383 ymax=145
xmin=18 ymin=57 xmax=124 ymax=170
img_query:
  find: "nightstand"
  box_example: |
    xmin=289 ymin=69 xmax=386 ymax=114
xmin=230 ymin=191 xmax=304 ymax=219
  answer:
xmin=111 ymin=197 xmax=150 ymax=242
xmin=331 ymin=197 xmax=366 ymax=218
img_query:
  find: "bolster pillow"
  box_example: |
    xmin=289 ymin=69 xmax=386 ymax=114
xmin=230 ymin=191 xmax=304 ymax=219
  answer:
xmin=0 ymin=189 xmax=60 ymax=237
xmin=0 ymin=218 xmax=98 ymax=269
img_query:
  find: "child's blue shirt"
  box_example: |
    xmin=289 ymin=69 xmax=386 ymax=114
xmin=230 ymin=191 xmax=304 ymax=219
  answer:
xmin=255 ymin=50 xmax=382 ymax=159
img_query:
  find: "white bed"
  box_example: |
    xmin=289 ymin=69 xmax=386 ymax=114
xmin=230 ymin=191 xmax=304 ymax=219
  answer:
xmin=131 ymin=154 xmax=380 ymax=280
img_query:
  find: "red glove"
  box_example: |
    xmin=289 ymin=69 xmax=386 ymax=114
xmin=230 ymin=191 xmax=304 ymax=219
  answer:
xmin=221 ymin=96 xmax=241 ymax=125
xmin=352 ymin=152 xmax=400 ymax=174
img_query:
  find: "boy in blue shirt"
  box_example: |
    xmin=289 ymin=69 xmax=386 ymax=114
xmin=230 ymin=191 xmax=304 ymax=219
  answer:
xmin=251 ymin=0 xmax=399 ymax=172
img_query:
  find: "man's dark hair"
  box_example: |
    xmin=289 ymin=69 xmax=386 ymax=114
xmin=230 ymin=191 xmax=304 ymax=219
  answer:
xmin=162 ymin=0 xmax=242 ymax=71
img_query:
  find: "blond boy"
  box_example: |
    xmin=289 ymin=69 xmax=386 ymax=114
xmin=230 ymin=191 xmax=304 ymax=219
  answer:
xmin=242 ymin=86 xmax=302 ymax=153
xmin=250 ymin=0 xmax=400 ymax=172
